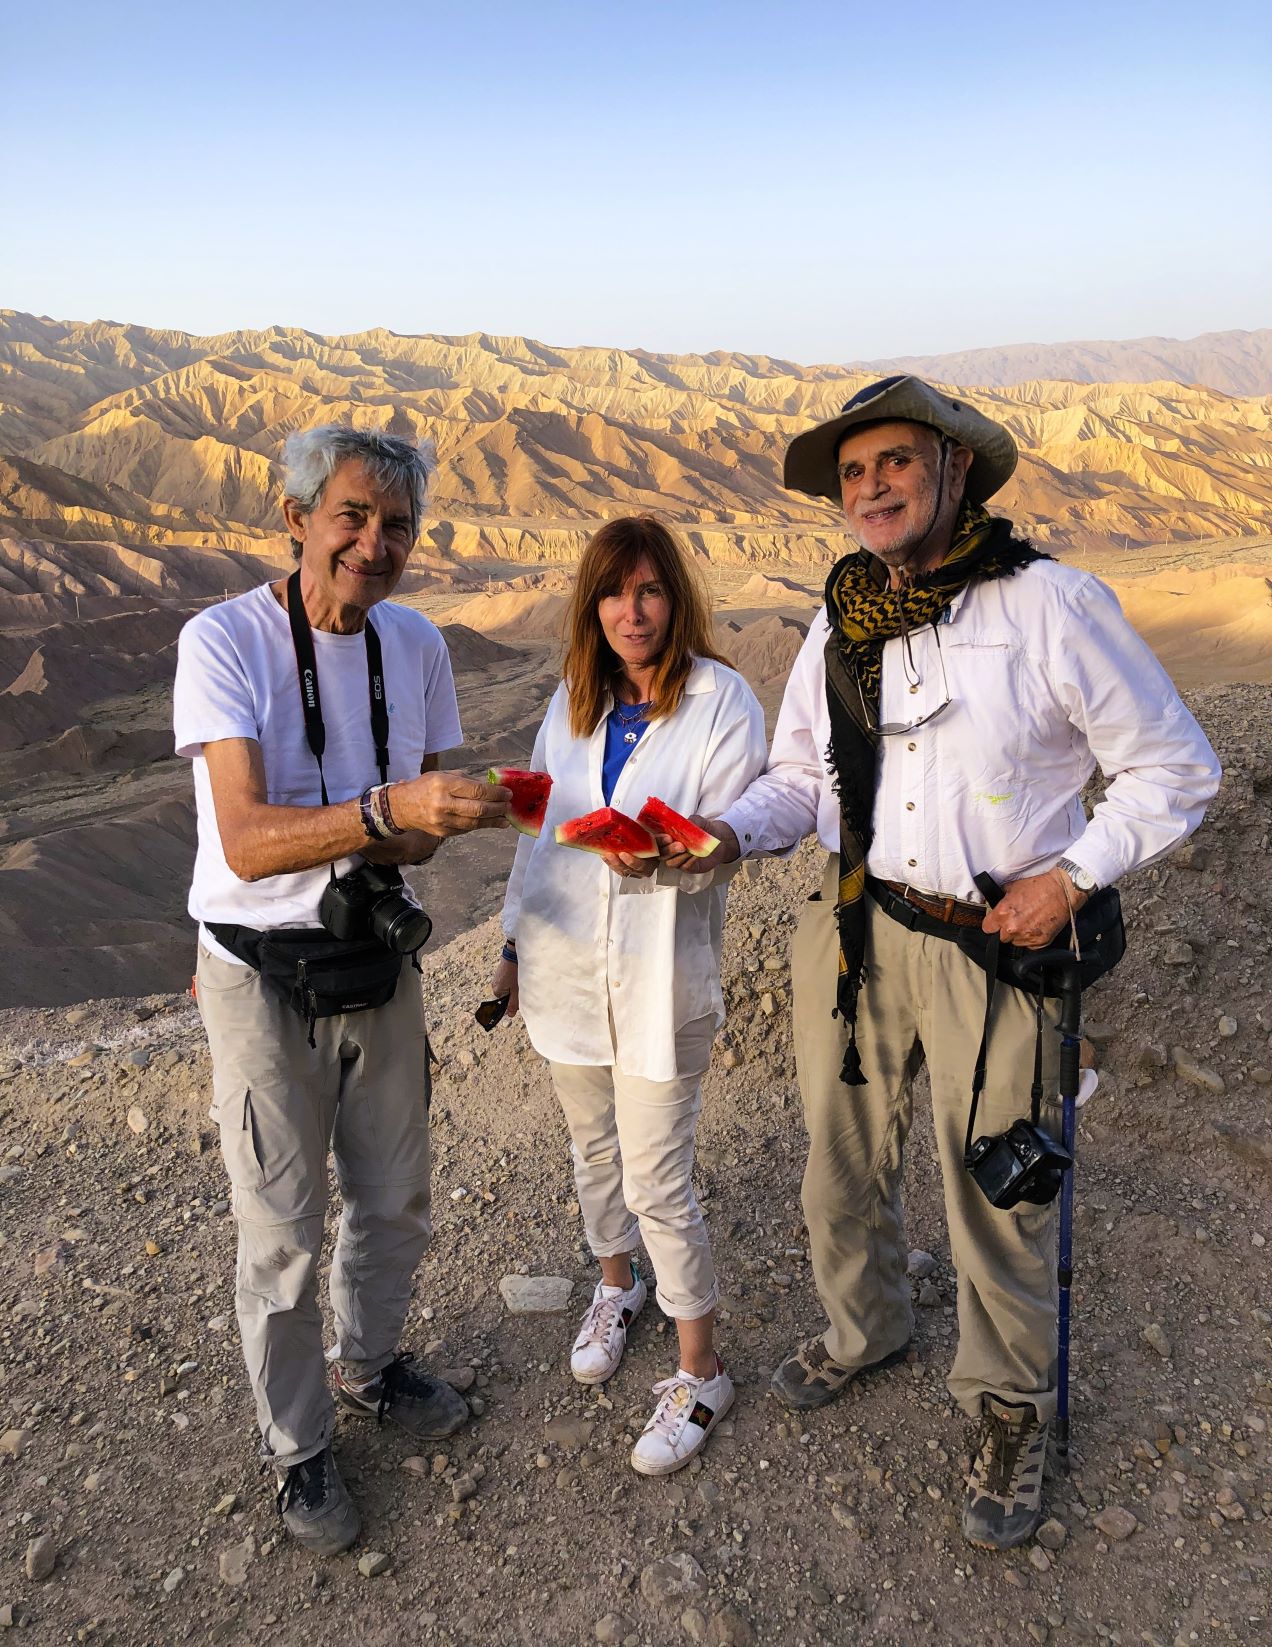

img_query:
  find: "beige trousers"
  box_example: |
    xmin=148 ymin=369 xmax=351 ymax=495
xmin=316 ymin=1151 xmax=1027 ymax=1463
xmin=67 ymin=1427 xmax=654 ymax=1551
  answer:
xmin=792 ymin=856 xmax=1061 ymax=1421
xmin=549 ymin=1014 xmax=717 ymax=1321
xmin=196 ymin=945 xmax=433 ymax=1469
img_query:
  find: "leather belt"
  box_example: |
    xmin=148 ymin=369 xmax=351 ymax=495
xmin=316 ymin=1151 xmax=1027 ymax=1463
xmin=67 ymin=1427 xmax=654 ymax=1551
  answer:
xmin=871 ymin=878 xmax=987 ymax=931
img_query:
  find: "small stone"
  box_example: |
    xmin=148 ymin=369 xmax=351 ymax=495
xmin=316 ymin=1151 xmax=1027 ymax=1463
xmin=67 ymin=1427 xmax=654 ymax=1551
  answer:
xmin=126 ymin=1048 xmax=152 ymax=1068
xmin=218 ymin=1536 xmax=255 ymax=1586
xmin=452 ymin=1474 xmax=477 ymax=1503
xmin=917 ymin=1280 xmax=940 ymax=1308
xmin=640 ymin=1551 xmax=708 ymax=1608
xmin=594 ymin=1614 xmax=633 ymax=1645
xmin=357 ymin=1551 xmax=391 ymax=1578
xmin=498 ymin=1275 xmax=573 ymax=1314
xmin=544 ymin=1414 xmax=595 ymax=1448
xmin=66 ymin=1007 xmax=91 ymax=1026
xmin=1029 ymin=1545 xmax=1052 ymax=1572
xmin=906 ymin=1249 xmax=938 ymax=1279
xmin=1093 ymin=1505 xmax=1138 ymax=1541
xmin=1036 ymin=1518 xmax=1068 ymax=1550
xmin=126 ymin=1105 xmax=149 ymax=1135
xmin=33 ymin=1243 xmax=67 ymax=1277
xmin=25 ymin=1535 xmax=56 ymax=1582
xmin=759 ymin=992 xmax=775 ymax=1017
xmin=1142 ymin=1323 xmax=1172 ymax=1359
xmin=0 ymin=1430 xmax=31 ymax=1459
xmin=212 ymin=1493 xmax=238 ymax=1515
xmin=708 ymin=1606 xmax=756 ymax=1647
xmin=681 ymin=1608 xmax=710 ymax=1645
xmin=162 ymin=1567 xmax=185 ymax=1594
xmin=145 ymin=1239 xmax=165 ymax=1257
xmin=1218 ymin=1015 xmax=1238 ymax=1038
xmin=1171 ymin=1048 xmax=1225 ymax=1095
xmin=0 ymin=1603 xmax=17 ymax=1627
xmin=440 ymin=1366 xmax=476 ymax=1393
xmin=1174 ymin=842 xmax=1210 ymax=871
xmin=400 ymin=1456 xmax=430 ymax=1478
xmin=1162 ymin=940 xmax=1194 ymax=967
xmin=431 ymin=1453 xmax=449 ymax=1476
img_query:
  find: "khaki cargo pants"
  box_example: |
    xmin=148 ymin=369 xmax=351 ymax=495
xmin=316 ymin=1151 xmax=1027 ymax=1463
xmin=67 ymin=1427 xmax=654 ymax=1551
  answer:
xmin=792 ymin=856 xmax=1061 ymax=1421
xmin=196 ymin=944 xmax=433 ymax=1469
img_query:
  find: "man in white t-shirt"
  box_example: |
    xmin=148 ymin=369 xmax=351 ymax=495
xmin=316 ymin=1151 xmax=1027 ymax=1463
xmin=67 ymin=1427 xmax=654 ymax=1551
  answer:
xmin=174 ymin=424 xmax=510 ymax=1556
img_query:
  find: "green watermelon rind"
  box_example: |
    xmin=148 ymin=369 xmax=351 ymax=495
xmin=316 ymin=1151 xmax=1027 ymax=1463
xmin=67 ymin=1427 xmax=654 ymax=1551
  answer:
xmin=635 ymin=796 xmax=718 ymax=859
xmin=554 ymin=806 xmax=659 ymax=858
xmin=488 ymin=766 xmax=552 ymax=838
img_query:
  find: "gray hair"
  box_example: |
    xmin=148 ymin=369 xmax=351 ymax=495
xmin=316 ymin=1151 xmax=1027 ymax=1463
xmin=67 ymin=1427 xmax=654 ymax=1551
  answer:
xmin=281 ymin=424 xmax=436 ymax=556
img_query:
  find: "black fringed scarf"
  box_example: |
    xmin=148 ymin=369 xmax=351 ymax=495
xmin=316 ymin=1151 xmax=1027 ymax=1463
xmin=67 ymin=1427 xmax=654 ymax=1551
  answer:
xmin=823 ymin=501 xmax=1047 ymax=1084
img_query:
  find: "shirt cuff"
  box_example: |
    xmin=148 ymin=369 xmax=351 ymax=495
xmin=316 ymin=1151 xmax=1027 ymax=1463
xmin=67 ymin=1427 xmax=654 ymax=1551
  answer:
xmin=1056 ymin=840 xmax=1122 ymax=893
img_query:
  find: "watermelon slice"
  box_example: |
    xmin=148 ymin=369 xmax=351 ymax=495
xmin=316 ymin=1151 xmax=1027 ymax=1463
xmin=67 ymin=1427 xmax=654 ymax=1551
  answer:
xmin=554 ymin=806 xmax=658 ymax=858
xmin=636 ymin=796 xmax=719 ymax=859
xmin=488 ymin=767 xmax=553 ymax=837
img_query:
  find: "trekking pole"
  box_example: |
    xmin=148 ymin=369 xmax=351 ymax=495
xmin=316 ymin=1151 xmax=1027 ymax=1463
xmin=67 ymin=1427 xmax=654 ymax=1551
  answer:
xmin=1052 ymin=952 xmax=1083 ymax=1463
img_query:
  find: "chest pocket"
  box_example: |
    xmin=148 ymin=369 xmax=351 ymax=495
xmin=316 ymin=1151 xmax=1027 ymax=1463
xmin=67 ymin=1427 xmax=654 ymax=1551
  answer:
xmin=940 ymin=634 xmax=1025 ymax=774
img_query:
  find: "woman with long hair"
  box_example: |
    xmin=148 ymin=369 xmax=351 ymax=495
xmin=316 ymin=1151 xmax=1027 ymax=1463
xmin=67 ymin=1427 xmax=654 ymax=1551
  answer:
xmin=491 ymin=516 xmax=766 ymax=1475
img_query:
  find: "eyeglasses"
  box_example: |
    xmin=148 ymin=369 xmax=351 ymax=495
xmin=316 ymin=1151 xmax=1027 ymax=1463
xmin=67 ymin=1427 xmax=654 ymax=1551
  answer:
xmin=857 ymin=622 xmax=953 ymax=737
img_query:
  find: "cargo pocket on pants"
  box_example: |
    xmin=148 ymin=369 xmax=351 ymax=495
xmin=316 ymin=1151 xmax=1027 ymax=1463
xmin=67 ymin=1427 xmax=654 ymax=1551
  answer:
xmin=216 ymin=1087 xmax=266 ymax=1192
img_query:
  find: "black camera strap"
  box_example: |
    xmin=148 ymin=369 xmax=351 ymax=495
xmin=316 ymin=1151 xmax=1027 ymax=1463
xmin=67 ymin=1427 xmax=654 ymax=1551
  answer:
xmin=285 ymin=570 xmax=390 ymax=862
xmin=963 ymin=931 xmax=1049 ymax=1166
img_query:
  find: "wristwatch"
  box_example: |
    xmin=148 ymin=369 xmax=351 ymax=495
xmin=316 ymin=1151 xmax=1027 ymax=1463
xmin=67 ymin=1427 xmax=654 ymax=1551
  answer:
xmin=1056 ymin=856 xmax=1098 ymax=893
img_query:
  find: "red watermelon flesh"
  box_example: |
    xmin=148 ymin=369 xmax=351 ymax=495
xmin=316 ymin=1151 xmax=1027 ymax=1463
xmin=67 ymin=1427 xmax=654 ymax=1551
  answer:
xmin=554 ymin=806 xmax=658 ymax=858
xmin=488 ymin=767 xmax=553 ymax=837
xmin=636 ymin=796 xmax=718 ymax=859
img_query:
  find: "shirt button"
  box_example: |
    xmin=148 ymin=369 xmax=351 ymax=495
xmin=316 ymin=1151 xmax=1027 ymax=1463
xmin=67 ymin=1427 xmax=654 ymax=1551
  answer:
xmin=744 ymin=832 xmax=752 ymax=843
xmin=907 ymin=858 xmax=917 ymax=867
xmin=905 ymin=802 xmax=915 ymax=811
xmin=909 ymin=685 xmax=919 ymax=695
xmin=907 ymin=741 xmax=917 ymax=752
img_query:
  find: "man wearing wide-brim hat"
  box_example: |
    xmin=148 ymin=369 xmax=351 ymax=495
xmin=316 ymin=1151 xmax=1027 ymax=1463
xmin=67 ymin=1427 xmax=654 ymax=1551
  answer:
xmin=665 ymin=374 xmax=1221 ymax=1548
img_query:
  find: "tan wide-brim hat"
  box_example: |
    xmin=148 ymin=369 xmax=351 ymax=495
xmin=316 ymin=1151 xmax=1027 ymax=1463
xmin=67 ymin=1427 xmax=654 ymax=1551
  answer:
xmin=784 ymin=374 xmax=1018 ymax=505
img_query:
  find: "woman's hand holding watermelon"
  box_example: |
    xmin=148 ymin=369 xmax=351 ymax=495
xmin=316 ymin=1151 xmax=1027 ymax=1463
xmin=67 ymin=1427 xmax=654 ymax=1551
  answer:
xmin=660 ymin=817 xmax=740 ymax=873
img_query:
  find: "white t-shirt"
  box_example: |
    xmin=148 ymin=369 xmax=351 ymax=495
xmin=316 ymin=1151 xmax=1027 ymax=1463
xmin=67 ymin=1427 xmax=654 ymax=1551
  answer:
xmin=174 ymin=582 xmax=463 ymax=962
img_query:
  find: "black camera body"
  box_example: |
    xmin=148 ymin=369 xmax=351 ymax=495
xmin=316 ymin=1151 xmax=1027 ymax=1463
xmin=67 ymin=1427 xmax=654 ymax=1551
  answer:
xmin=319 ymin=862 xmax=432 ymax=956
xmin=966 ymin=1119 xmax=1073 ymax=1210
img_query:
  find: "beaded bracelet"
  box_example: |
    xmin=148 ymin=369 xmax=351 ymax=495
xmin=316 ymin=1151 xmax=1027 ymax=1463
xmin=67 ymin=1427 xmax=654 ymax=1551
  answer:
xmin=358 ymin=785 xmax=386 ymax=840
xmin=370 ymin=782 xmax=405 ymax=837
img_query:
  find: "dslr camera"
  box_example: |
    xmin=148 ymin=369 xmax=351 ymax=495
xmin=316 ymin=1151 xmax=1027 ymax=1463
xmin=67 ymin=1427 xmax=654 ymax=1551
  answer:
xmin=319 ymin=861 xmax=433 ymax=956
xmin=966 ymin=1120 xmax=1072 ymax=1210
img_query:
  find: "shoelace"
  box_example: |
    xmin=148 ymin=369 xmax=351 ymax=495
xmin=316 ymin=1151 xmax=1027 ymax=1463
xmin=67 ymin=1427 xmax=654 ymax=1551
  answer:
xmin=276 ymin=1450 xmax=327 ymax=1514
xmin=575 ymin=1291 xmax=624 ymax=1350
xmin=979 ymin=1410 xmax=1029 ymax=1497
xmin=646 ymin=1374 xmax=698 ymax=1441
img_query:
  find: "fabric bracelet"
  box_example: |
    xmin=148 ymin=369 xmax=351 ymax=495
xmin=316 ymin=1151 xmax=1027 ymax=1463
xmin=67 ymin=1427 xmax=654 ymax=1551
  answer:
xmin=359 ymin=785 xmax=388 ymax=841
xmin=501 ymin=943 xmax=518 ymax=965
xmin=370 ymin=782 xmax=406 ymax=838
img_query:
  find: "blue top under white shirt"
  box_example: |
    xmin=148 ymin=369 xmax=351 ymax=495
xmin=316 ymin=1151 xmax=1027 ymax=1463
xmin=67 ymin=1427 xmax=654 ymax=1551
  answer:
xmin=601 ymin=702 xmax=650 ymax=803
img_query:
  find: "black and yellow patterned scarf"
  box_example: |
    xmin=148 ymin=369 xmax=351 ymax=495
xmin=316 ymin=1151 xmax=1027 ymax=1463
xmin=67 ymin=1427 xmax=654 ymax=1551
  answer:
xmin=824 ymin=501 xmax=1046 ymax=1084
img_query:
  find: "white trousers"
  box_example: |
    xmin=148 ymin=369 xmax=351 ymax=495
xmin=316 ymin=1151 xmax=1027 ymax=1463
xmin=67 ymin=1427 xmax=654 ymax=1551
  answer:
xmin=549 ymin=1014 xmax=717 ymax=1320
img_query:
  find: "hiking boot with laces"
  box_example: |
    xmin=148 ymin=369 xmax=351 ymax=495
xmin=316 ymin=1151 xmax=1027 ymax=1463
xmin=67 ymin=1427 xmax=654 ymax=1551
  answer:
xmin=769 ymin=1335 xmax=909 ymax=1412
xmin=630 ymin=1356 xmax=734 ymax=1477
xmin=334 ymin=1352 xmax=468 ymax=1440
xmin=275 ymin=1445 xmax=360 ymax=1556
xmin=962 ymin=1395 xmax=1050 ymax=1549
xmin=571 ymin=1268 xmax=647 ymax=1385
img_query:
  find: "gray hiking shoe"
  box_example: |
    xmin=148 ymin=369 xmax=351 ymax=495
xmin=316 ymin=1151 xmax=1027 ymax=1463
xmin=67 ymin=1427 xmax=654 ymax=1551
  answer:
xmin=769 ymin=1336 xmax=909 ymax=1412
xmin=334 ymin=1352 xmax=469 ymax=1439
xmin=962 ymin=1396 xmax=1050 ymax=1550
xmin=275 ymin=1445 xmax=360 ymax=1556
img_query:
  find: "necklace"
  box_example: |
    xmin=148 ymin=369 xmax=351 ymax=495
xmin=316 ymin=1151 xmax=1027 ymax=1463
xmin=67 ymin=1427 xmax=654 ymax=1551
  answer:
xmin=614 ymin=699 xmax=650 ymax=745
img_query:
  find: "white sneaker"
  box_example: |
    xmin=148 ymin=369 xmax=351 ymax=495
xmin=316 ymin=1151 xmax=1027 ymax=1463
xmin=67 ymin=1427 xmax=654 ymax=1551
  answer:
xmin=630 ymin=1356 xmax=734 ymax=1477
xmin=570 ymin=1268 xmax=647 ymax=1385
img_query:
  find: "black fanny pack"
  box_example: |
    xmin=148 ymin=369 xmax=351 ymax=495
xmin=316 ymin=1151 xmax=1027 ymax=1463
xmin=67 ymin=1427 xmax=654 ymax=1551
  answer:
xmin=966 ymin=874 xmax=1125 ymax=997
xmin=207 ymin=923 xmax=403 ymax=1045
xmin=868 ymin=874 xmax=1125 ymax=998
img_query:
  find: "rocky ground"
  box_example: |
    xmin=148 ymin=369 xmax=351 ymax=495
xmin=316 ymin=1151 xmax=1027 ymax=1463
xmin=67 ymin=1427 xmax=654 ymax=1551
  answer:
xmin=0 ymin=685 xmax=1269 ymax=1646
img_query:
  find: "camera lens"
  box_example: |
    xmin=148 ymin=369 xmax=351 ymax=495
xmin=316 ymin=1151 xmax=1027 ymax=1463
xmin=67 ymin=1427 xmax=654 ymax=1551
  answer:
xmin=370 ymin=893 xmax=433 ymax=955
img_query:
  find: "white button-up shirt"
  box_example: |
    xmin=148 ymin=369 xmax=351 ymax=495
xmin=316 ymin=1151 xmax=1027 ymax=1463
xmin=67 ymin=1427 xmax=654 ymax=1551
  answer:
xmin=720 ymin=561 xmax=1220 ymax=899
xmin=502 ymin=659 xmax=767 ymax=1082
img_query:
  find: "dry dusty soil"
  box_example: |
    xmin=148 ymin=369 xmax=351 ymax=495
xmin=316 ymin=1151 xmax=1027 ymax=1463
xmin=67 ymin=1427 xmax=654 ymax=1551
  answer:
xmin=0 ymin=687 xmax=1268 ymax=1647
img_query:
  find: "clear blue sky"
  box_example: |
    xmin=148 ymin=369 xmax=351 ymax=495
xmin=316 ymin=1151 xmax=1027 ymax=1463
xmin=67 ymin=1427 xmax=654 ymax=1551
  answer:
xmin=4 ymin=0 xmax=1269 ymax=360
